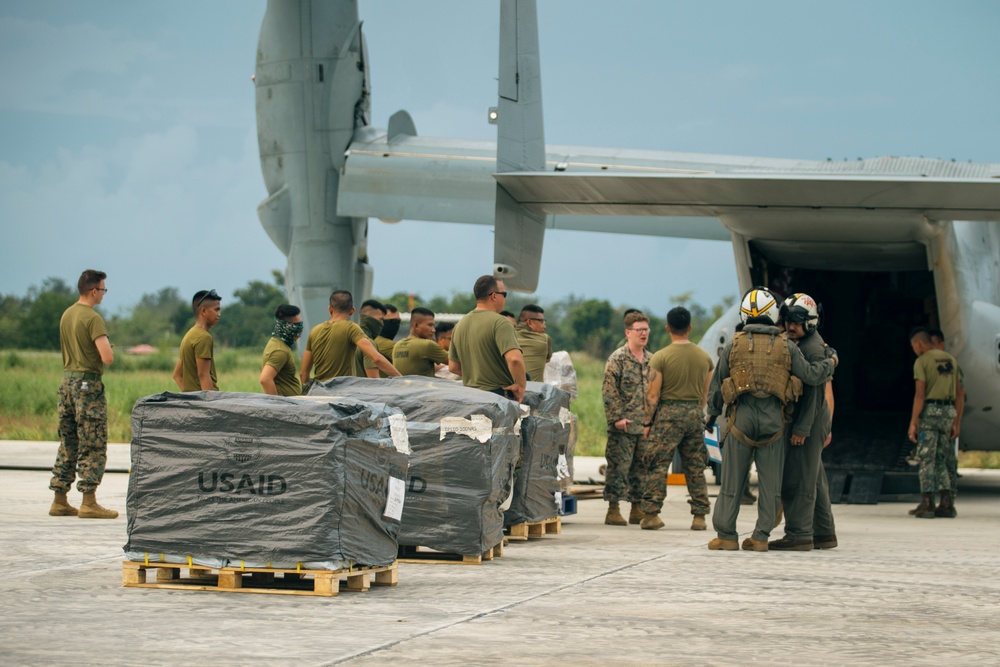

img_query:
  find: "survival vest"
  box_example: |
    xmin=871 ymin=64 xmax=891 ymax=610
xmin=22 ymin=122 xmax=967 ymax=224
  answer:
xmin=720 ymin=330 xmax=803 ymax=447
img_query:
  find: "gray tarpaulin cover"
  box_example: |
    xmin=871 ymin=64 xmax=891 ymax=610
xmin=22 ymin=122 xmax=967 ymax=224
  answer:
xmin=124 ymin=392 xmax=409 ymax=568
xmin=309 ymin=377 xmax=520 ymax=556
xmin=505 ymin=381 xmax=571 ymax=525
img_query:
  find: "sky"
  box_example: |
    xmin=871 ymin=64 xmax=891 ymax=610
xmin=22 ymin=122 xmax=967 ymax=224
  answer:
xmin=2 ymin=1 xmax=998 ymax=317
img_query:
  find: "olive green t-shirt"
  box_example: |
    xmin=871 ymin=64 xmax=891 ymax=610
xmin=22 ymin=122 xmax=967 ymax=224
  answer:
xmin=649 ymin=342 xmax=714 ymax=402
xmin=262 ymin=338 xmax=301 ymax=396
xmin=914 ymin=349 xmax=959 ymax=401
xmin=392 ymin=337 xmax=449 ymax=377
xmin=448 ymin=310 xmax=521 ymax=391
xmin=306 ymin=320 xmax=365 ymax=381
xmin=514 ymin=326 xmax=552 ymax=382
xmin=363 ymin=335 xmax=396 ymax=377
xmin=60 ymin=302 xmax=108 ymax=375
xmin=179 ymin=326 xmax=217 ymax=391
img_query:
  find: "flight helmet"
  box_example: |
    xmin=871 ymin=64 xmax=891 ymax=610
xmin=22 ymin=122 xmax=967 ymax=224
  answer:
xmin=739 ymin=287 xmax=780 ymax=325
xmin=780 ymin=293 xmax=820 ymax=332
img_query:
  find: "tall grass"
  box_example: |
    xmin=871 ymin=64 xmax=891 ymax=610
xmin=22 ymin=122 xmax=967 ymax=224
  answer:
xmin=0 ymin=350 xmax=263 ymax=443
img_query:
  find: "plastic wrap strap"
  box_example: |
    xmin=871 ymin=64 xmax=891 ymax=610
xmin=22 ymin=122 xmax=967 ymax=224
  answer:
xmin=186 ymin=555 xmax=192 ymax=568
xmin=144 ymin=553 xmax=149 ymax=566
xmin=240 ymin=560 xmax=245 ymax=571
xmin=297 ymin=562 xmax=302 ymax=573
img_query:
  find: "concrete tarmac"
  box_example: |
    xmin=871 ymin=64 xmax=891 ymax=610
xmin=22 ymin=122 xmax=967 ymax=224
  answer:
xmin=2 ymin=442 xmax=1000 ymax=666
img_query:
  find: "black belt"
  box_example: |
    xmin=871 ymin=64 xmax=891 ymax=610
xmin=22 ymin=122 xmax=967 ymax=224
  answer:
xmin=925 ymin=399 xmax=953 ymax=405
xmin=486 ymin=388 xmax=517 ymax=400
xmin=64 ymin=371 xmax=101 ymax=381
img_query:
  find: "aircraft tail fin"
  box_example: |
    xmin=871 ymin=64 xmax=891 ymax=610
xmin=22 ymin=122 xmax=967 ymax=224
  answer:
xmin=493 ymin=0 xmax=546 ymax=293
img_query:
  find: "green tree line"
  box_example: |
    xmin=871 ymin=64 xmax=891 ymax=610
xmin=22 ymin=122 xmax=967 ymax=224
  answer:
xmin=1 ymin=273 xmax=734 ymax=356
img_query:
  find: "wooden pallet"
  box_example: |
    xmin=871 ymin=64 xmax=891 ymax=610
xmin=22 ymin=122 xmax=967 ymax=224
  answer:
xmin=396 ymin=541 xmax=503 ymax=565
xmin=121 ymin=560 xmax=398 ymax=597
xmin=506 ymin=515 xmax=562 ymax=540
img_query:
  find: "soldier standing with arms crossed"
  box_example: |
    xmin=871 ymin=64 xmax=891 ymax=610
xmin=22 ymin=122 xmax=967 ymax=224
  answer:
xmin=602 ymin=311 xmax=652 ymax=526
xmin=641 ymin=307 xmax=714 ymax=531
xmin=49 ymin=269 xmax=118 ymax=519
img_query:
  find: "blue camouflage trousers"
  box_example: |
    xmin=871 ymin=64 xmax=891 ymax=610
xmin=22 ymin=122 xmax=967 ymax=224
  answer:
xmin=50 ymin=377 xmax=109 ymax=494
xmin=916 ymin=403 xmax=957 ymax=494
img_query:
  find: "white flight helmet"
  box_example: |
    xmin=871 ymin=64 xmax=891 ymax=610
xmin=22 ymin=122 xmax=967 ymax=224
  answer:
xmin=739 ymin=287 xmax=780 ymax=324
xmin=780 ymin=293 xmax=820 ymax=332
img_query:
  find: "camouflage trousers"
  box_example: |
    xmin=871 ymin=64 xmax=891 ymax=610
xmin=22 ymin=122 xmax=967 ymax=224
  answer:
xmin=603 ymin=431 xmax=643 ymax=504
xmin=50 ymin=377 xmax=108 ymax=494
xmin=917 ymin=403 xmax=957 ymax=493
xmin=638 ymin=401 xmax=710 ymax=516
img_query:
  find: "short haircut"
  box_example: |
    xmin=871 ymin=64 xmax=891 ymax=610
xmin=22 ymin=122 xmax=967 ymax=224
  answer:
xmin=519 ymin=304 xmax=544 ymax=322
xmin=384 ymin=303 xmax=399 ymax=314
xmin=622 ymin=308 xmax=640 ymax=321
xmin=361 ymin=299 xmax=385 ymax=315
xmin=908 ymin=326 xmax=929 ymax=340
xmin=624 ymin=311 xmax=648 ymax=328
xmin=329 ymin=290 xmax=353 ymax=313
xmin=435 ymin=321 xmax=455 ymax=335
xmin=666 ymin=306 xmax=691 ymax=333
xmin=910 ymin=330 xmax=932 ymax=346
xmin=501 ymin=310 xmax=516 ymax=320
xmin=77 ymin=269 xmax=106 ymax=295
xmin=927 ymin=327 xmax=944 ymax=342
xmin=274 ymin=304 xmax=300 ymax=321
xmin=191 ymin=289 xmax=221 ymax=313
xmin=473 ymin=275 xmax=499 ymax=301
xmin=411 ymin=307 xmax=435 ymax=321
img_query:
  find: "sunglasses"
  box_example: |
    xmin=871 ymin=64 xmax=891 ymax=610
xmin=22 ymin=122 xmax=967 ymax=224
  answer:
xmin=195 ymin=289 xmax=220 ymax=310
xmin=491 ymin=291 xmax=508 ymax=299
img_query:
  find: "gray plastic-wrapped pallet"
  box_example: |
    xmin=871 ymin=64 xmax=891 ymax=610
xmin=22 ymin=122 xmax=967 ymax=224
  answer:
xmin=309 ymin=376 xmax=520 ymax=556
xmin=505 ymin=381 xmax=571 ymax=525
xmin=124 ymin=392 xmax=409 ymax=569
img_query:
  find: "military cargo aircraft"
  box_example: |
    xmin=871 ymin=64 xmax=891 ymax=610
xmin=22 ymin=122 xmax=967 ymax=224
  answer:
xmin=254 ymin=0 xmax=999 ymax=481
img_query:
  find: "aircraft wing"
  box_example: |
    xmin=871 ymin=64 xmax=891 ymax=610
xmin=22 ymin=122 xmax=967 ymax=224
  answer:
xmin=493 ymin=172 xmax=1000 ymax=221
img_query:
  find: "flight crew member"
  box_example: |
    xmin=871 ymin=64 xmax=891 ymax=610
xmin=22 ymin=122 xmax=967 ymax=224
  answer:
xmin=355 ymin=299 xmax=386 ymax=376
xmin=365 ymin=303 xmax=401 ymax=377
xmin=640 ymin=307 xmax=714 ymax=531
xmin=602 ymin=311 xmax=652 ymax=527
xmin=515 ymin=304 xmax=552 ymax=381
xmin=49 ymin=269 xmax=118 ymax=519
xmin=448 ymin=275 xmax=526 ymax=401
xmin=770 ymin=293 xmax=838 ymax=550
xmin=907 ymin=329 xmax=961 ymax=519
xmin=260 ymin=304 xmax=304 ymax=396
xmin=392 ymin=307 xmax=449 ymax=377
xmin=174 ymin=289 xmax=222 ymax=391
xmin=301 ymin=290 xmax=400 ymax=387
xmin=706 ymin=287 xmax=837 ymax=552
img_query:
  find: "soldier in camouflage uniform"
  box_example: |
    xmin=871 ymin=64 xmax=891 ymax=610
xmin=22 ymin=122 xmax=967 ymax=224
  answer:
xmin=49 ymin=269 xmax=118 ymax=519
xmin=641 ymin=307 xmax=715 ymax=531
xmin=602 ymin=311 xmax=652 ymax=526
xmin=907 ymin=329 xmax=961 ymax=518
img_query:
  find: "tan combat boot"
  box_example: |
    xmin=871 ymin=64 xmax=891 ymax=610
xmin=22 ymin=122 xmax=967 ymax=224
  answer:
xmin=49 ymin=491 xmax=78 ymax=517
xmin=742 ymin=537 xmax=768 ymax=552
xmin=628 ymin=503 xmax=644 ymax=525
xmin=640 ymin=513 xmax=664 ymax=530
xmin=691 ymin=515 xmax=707 ymax=531
xmin=78 ymin=492 xmax=118 ymax=519
xmin=604 ymin=502 xmax=627 ymax=526
xmin=707 ymin=537 xmax=739 ymax=551
xmin=913 ymin=493 xmax=936 ymax=519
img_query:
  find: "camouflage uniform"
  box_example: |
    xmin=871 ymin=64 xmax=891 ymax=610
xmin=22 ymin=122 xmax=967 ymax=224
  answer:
xmin=640 ymin=400 xmax=710 ymax=515
xmin=51 ymin=377 xmax=109 ymax=494
xmin=602 ymin=345 xmax=651 ymax=504
xmin=917 ymin=402 xmax=957 ymax=493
